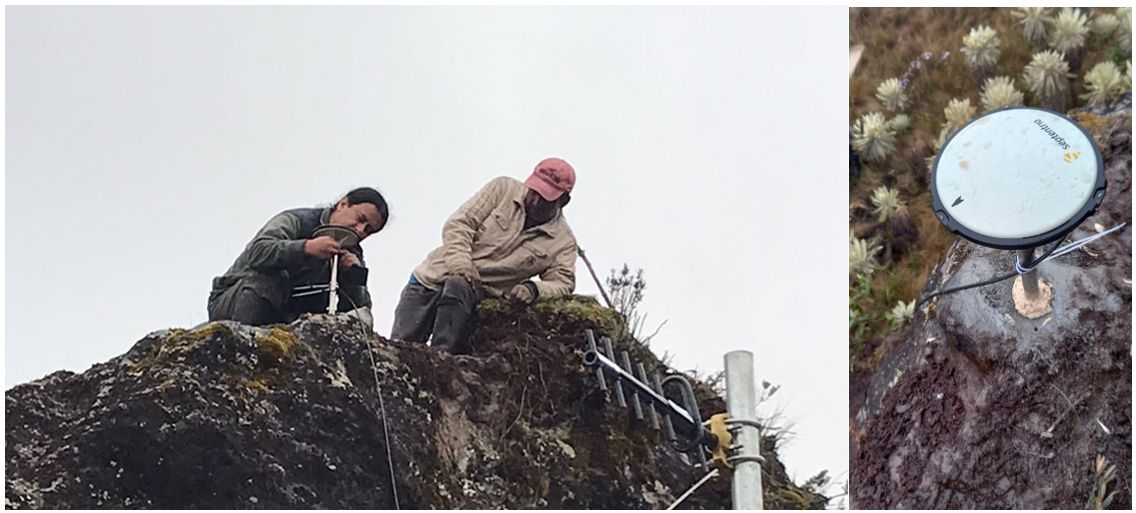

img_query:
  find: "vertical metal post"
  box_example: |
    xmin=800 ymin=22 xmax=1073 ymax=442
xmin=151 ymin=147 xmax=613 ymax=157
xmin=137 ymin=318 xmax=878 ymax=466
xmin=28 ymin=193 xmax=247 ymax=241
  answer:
xmin=1017 ymin=247 xmax=1040 ymax=297
xmin=654 ymin=373 xmax=677 ymax=442
xmin=327 ymin=254 xmax=340 ymax=314
xmin=725 ymin=351 xmax=763 ymax=510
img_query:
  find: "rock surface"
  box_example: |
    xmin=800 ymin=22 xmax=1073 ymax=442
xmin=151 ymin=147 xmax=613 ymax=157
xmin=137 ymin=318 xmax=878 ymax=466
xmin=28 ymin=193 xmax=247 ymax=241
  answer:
xmin=850 ymin=104 xmax=1132 ymax=508
xmin=6 ymin=296 xmax=826 ymax=509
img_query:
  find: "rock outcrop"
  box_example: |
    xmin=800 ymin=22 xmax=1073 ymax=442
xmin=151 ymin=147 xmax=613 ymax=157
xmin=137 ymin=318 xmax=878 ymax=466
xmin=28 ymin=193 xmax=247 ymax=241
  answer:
xmin=6 ymin=296 xmax=826 ymax=509
xmin=851 ymin=102 xmax=1132 ymax=508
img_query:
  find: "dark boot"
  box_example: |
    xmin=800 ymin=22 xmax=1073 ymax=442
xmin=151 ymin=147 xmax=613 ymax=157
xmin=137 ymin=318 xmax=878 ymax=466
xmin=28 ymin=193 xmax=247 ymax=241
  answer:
xmin=430 ymin=301 xmax=473 ymax=354
xmin=429 ymin=276 xmax=483 ymax=354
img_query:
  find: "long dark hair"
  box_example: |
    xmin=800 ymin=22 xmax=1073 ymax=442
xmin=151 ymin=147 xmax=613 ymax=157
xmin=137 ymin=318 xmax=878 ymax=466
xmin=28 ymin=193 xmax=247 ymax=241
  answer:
xmin=342 ymin=187 xmax=390 ymax=231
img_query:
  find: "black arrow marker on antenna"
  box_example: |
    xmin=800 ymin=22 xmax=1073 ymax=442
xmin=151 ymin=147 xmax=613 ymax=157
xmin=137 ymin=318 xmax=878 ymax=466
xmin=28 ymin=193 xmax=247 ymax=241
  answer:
xmin=951 ymin=196 xmax=964 ymax=207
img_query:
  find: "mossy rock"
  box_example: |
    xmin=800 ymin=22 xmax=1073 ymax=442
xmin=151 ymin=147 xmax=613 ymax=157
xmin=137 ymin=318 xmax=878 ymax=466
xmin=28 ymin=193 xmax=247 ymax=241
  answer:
xmin=165 ymin=322 xmax=234 ymax=348
xmin=256 ymin=327 xmax=299 ymax=364
xmin=478 ymin=295 xmax=623 ymax=339
xmin=127 ymin=323 xmax=236 ymax=375
xmin=1069 ymin=110 xmax=1129 ymax=150
xmin=532 ymin=295 xmax=622 ymax=335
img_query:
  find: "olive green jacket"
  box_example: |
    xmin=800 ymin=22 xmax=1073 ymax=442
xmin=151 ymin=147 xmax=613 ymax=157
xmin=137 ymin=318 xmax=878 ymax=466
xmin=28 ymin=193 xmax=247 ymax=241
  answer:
xmin=209 ymin=207 xmax=371 ymax=312
xmin=412 ymin=176 xmax=577 ymax=299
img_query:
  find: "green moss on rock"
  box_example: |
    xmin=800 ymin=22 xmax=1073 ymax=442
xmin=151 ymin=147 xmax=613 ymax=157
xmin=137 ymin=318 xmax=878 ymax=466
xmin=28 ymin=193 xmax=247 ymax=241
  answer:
xmin=532 ymin=296 xmax=622 ymax=335
xmin=128 ymin=323 xmax=236 ymax=375
xmin=476 ymin=295 xmax=623 ymax=341
xmin=256 ymin=327 xmax=299 ymax=364
xmin=168 ymin=322 xmax=234 ymax=347
xmin=1069 ymin=111 xmax=1131 ymax=150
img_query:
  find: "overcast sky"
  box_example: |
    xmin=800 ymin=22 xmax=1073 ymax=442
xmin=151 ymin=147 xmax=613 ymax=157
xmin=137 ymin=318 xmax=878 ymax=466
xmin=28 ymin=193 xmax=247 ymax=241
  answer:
xmin=5 ymin=6 xmax=848 ymax=490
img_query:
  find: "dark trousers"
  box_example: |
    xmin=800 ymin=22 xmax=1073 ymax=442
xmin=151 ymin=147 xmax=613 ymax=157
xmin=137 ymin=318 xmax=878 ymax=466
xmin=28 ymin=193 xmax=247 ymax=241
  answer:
xmin=208 ymin=261 xmax=367 ymax=326
xmin=390 ymin=276 xmax=483 ymax=353
xmin=207 ymin=275 xmax=292 ymax=325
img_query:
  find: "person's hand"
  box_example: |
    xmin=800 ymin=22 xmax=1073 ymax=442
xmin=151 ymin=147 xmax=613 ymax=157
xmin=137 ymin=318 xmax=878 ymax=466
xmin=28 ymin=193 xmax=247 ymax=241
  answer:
xmin=506 ymin=283 xmax=535 ymax=304
xmin=339 ymin=251 xmax=361 ymax=268
xmin=454 ymin=265 xmax=482 ymax=288
xmin=303 ymin=236 xmax=341 ymax=260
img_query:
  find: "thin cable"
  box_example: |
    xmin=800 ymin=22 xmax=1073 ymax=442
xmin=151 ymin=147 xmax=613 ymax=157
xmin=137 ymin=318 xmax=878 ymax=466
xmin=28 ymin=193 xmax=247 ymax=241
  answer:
xmin=915 ymin=240 xmax=1058 ymax=309
xmin=340 ymin=290 xmax=400 ymax=510
xmin=1033 ymin=223 xmax=1127 ymax=262
xmin=666 ymin=468 xmax=720 ymax=510
xmin=916 ymin=223 xmax=1127 ymax=309
xmin=364 ymin=335 xmax=401 ymax=510
xmin=1012 ymin=241 xmax=1062 ymax=275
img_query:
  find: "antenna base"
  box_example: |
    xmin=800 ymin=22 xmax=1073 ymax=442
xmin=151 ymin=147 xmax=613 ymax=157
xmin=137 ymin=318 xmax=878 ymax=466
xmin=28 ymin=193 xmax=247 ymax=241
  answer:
xmin=1012 ymin=276 xmax=1053 ymax=319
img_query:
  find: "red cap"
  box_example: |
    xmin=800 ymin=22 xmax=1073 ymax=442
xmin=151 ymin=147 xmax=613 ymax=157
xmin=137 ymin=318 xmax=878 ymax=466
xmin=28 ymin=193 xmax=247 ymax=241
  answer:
xmin=524 ymin=157 xmax=576 ymax=201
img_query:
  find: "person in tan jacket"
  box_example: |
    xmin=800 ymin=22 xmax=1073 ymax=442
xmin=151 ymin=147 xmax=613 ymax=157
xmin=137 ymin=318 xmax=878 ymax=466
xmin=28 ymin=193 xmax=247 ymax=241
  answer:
xmin=391 ymin=157 xmax=578 ymax=353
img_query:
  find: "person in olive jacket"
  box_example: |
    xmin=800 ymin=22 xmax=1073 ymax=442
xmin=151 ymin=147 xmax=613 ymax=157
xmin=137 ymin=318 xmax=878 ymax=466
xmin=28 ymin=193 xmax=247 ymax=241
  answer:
xmin=208 ymin=187 xmax=389 ymax=325
xmin=391 ymin=157 xmax=578 ymax=354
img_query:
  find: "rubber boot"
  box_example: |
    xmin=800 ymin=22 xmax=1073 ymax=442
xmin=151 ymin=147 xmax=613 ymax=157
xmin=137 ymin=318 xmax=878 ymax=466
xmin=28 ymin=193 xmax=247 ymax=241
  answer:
xmin=430 ymin=300 xmax=472 ymax=354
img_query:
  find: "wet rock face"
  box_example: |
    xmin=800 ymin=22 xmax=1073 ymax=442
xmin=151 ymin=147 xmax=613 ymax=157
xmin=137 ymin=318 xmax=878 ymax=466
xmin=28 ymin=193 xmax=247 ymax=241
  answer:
xmin=851 ymin=106 xmax=1132 ymax=509
xmin=6 ymin=296 xmax=825 ymax=509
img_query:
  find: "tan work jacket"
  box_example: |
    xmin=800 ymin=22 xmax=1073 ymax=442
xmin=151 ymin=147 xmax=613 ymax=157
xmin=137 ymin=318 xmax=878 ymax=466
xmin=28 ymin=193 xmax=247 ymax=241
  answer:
xmin=413 ymin=176 xmax=577 ymax=299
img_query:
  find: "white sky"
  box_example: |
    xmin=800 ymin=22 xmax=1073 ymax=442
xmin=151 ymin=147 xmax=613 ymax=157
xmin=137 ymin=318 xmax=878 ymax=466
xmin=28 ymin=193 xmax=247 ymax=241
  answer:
xmin=5 ymin=6 xmax=848 ymax=490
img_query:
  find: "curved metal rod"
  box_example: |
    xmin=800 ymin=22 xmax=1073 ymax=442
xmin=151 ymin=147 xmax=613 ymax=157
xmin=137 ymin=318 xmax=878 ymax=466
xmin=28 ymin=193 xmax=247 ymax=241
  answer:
xmin=727 ymin=455 xmax=767 ymax=465
xmin=725 ymin=418 xmax=762 ymax=430
xmin=661 ymin=374 xmax=710 ymax=453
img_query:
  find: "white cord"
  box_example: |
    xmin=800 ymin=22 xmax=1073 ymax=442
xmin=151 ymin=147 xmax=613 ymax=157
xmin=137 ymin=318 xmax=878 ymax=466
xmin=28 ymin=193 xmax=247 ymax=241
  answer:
xmin=1015 ymin=222 xmax=1127 ymax=274
xmin=364 ymin=341 xmax=400 ymax=510
xmin=339 ymin=292 xmax=400 ymax=509
xmin=666 ymin=468 xmax=720 ymax=510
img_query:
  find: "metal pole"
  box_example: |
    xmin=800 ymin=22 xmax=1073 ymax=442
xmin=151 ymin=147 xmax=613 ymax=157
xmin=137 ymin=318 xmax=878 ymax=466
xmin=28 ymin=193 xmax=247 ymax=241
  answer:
xmin=327 ymin=254 xmax=340 ymax=314
xmin=587 ymin=350 xmax=694 ymax=425
xmin=725 ymin=351 xmax=763 ymax=510
xmin=577 ymin=248 xmax=614 ymax=309
xmin=1017 ymin=247 xmax=1040 ymax=297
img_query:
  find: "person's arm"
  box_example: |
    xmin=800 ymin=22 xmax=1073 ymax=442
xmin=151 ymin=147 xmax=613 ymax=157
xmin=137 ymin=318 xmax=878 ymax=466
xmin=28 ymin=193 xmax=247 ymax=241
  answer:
xmin=442 ymin=177 xmax=511 ymax=275
xmin=245 ymin=212 xmax=308 ymax=273
xmin=534 ymin=241 xmax=577 ymax=299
